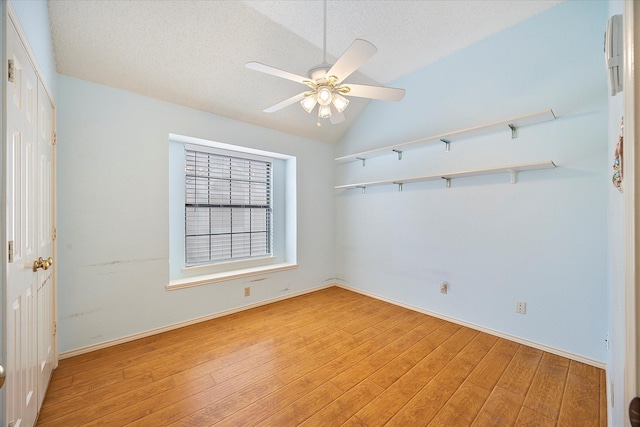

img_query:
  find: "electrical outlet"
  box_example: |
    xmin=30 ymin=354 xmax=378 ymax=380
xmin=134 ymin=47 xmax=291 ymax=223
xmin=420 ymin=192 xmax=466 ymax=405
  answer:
xmin=516 ymin=301 xmax=526 ymax=314
xmin=244 ymin=287 xmax=250 ymax=297
xmin=440 ymin=282 xmax=448 ymax=294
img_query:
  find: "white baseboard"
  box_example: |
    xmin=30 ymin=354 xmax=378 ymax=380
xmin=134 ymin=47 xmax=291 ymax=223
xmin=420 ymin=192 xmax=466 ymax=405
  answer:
xmin=60 ymin=282 xmax=606 ymax=370
xmin=334 ymin=283 xmax=606 ymax=370
xmin=59 ymin=283 xmax=334 ymax=359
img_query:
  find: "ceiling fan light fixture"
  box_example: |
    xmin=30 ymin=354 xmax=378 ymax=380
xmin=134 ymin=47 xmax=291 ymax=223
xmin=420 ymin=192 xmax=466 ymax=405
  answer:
xmin=246 ymin=1 xmax=405 ymax=126
xmin=332 ymin=93 xmax=349 ymax=113
xmin=318 ymin=104 xmax=332 ymax=119
xmin=317 ymin=86 xmax=333 ymax=106
xmin=300 ymin=95 xmax=318 ymax=113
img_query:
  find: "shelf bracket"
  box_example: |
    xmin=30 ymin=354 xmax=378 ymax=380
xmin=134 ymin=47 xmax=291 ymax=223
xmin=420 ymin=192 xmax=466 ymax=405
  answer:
xmin=508 ymin=124 xmax=517 ymax=139
xmin=442 ymin=177 xmax=451 ymax=188
xmin=394 ymin=182 xmax=403 ymax=192
xmin=440 ymin=138 xmax=451 ymax=152
xmin=359 ymin=186 xmax=366 ymax=195
xmin=509 ymin=170 xmax=517 ymax=184
xmin=356 ymin=157 xmax=366 ymax=167
xmin=392 ymin=149 xmax=403 ymax=160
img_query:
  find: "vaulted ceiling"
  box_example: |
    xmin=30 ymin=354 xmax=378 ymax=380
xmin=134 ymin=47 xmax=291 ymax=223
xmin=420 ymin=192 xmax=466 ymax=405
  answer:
xmin=47 ymin=0 xmax=562 ymax=143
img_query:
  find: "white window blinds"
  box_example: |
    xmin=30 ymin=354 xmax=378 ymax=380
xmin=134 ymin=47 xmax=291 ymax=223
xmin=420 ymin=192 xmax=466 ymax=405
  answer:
xmin=185 ymin=148 xmax=272 ymax=266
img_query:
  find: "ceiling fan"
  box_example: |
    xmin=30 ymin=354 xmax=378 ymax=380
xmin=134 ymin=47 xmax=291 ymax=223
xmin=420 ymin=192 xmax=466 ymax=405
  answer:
xmin=245 ymin=1 xmax=405 ymax=126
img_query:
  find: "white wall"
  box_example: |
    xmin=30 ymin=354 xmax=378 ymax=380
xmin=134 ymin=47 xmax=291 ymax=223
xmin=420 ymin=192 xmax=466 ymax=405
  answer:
xmin=56 ymin=75 xmax=335 ymax=353
xmin=335 ymin=1 xmax=609 ymax=363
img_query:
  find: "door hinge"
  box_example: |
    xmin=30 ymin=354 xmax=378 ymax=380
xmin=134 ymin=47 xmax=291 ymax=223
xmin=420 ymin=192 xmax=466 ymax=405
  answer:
xmin=8 ymin=241 xmax=13 ymax=263
xmin=53 ymin=227 xmax=57 ymax=240
xmin=8 ymin=59 xmax=14 ymax=83
xmin=53 ymin=131 xmax=57 ymax=145
xmin=53 ymin=322 xmax=57 ymax=336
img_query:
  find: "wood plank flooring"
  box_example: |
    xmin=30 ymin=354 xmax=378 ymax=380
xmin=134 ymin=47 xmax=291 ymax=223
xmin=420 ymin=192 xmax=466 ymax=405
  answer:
xmin=36 ymin=287 xmax=607 ymax=426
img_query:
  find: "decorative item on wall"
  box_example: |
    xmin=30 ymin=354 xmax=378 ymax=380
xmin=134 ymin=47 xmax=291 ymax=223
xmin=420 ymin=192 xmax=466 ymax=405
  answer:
xmin=612 ymin=118 xmax=623 ymax=192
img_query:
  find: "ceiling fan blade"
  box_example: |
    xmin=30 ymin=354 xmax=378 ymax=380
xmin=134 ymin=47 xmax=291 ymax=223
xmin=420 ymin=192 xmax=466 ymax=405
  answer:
xmin=345 ymin=84 xmax=406 ymax=102
xmin=246 ymin=61 xmax=308 ymax=85
xmin=328 ymin=39 xmax=377 ymax=84
xmin=330 ymin=108 xmax=345 ymax=124
xmin=263 ymin=92 xmax=307 ymax=113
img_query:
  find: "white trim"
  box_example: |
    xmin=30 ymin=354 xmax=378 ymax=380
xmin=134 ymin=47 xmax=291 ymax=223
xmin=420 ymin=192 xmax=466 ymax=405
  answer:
xmin=1 ymin=3 xmax=7 ymax=424
xmin=166 ymin=262 xmax=298 ymax=290
xmin=60 ymin=282 xmax=333 ymax=359
xmin=182 ymin=255 xmax=276 ymax=275
xmin=335 ymin=283 xmax=606 ymax=370
xmin=170 ymin=133 xmax=294 ymax=160
xmin=169 ymin=136 xmax=297 ymax=281
xmin=624 ymin=1 xmax=639 ymax=423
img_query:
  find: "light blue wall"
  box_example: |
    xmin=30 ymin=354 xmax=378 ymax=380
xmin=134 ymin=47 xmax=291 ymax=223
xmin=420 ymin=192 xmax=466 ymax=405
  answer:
xmin=10 ymin=0 xmax=56 ymax=100
xmin=15 ymin=0 xmax=618 ymax=386
xmin=56 ymin=75 xmax=336 ymax=353
xmin=335 ymin=1 xmax=609 ymax=363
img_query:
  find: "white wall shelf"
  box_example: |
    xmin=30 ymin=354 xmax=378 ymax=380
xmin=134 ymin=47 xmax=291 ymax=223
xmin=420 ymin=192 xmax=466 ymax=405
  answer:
xmin=335 ymin=109 xmax=556 ymax=165
xmin=335 ymin=161 xmax=557 ymax=192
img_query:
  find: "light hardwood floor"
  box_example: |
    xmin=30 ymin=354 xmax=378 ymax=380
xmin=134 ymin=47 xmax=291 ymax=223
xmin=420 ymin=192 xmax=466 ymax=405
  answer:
xmin=36 ymin=286 xmax=606 ymax=426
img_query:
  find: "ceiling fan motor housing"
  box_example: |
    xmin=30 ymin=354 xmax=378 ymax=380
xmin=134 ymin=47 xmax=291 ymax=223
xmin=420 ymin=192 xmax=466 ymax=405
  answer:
xmin=308 ymin=64 xmax=331 ymax=82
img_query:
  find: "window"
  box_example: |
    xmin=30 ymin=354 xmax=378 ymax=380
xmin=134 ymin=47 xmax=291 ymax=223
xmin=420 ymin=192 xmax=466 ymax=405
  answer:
xmin=168 ymin=134 xmax=297 ymax=290
xmin=185 ymin=148 xmax=272 ymax=266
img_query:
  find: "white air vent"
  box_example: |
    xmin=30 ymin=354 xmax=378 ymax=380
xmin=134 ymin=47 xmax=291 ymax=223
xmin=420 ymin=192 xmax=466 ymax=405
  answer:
xmin=605 ymin=14 xmax=623 ymax=96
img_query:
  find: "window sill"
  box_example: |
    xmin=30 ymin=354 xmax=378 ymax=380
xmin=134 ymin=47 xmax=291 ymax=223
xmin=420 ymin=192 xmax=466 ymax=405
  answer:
xmin=182 ymin=255 xmax=276 ymax=275
xmin=166 ymin=262 xmax=298 ymax=291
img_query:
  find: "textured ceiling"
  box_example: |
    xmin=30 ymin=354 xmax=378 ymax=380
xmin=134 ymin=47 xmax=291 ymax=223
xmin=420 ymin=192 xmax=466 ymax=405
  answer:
xmin=47 ymin=0 xmax=563 ymax=143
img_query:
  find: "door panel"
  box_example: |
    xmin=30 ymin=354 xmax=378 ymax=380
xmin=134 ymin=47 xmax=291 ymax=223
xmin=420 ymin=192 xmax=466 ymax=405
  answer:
xmin=6 ymin=22 xmax=39 ymax=427
xmin=36 ymin=78 xmax=55 ymax=407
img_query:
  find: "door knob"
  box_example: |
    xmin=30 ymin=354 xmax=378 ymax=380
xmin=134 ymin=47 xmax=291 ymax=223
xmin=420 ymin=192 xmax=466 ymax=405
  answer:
xmin=0 ymin=365 xmax=5 ymax=389
xmin=33 ymin=256 xmax=53 ymax=272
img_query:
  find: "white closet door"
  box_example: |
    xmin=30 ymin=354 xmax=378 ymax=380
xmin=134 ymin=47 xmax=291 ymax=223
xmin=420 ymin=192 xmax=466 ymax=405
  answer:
xmin=5 ymin=16 xmax=56 ymax=427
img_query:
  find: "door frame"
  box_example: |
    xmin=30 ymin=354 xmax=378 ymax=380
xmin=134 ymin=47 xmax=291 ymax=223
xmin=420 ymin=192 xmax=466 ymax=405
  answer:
xmin=624 ymin=1 xmax=639 ymax=426
xmin=1 ymin=0 xmax=6 ymax=421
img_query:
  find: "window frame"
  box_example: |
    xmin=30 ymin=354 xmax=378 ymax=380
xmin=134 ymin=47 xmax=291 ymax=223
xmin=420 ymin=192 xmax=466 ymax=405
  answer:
xmin=167 ymin=134 xmax=298 ymax=290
